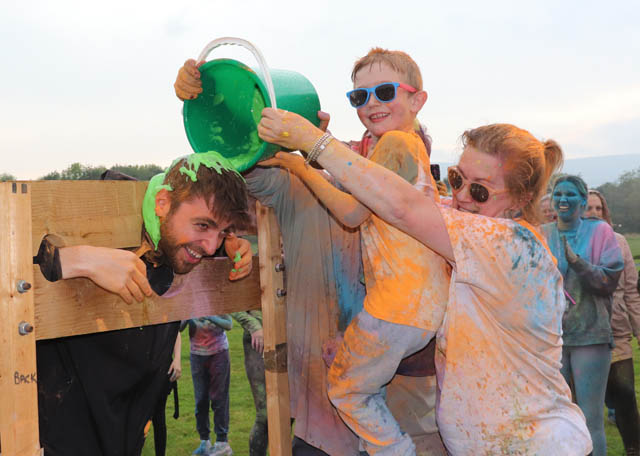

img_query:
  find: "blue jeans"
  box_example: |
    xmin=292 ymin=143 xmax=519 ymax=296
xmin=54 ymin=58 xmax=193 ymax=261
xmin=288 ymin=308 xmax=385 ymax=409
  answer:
xmin=328 ymin=309 xmax=435 ymax=456
xmin=560 ymin=344 xmax=611 ymax=456
xmin=190 ymin=350 xmax=230 ymax=442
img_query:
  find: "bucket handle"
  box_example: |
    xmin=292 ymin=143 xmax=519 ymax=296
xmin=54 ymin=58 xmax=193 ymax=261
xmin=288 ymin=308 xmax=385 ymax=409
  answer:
xmin=197 ymin=37 xmax=277 ymax=110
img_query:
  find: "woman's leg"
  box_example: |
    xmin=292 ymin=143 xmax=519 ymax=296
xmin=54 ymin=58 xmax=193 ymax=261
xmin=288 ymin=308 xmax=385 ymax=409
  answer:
xmin=243 ymin=331 xmax=268 ymax=456
xmin=569 ymin=344 xmax=611 ymax=456
xmin=328 ymin=309 xmax=434 ymax=456
xmin=606 ymin=358 xmax=640 ymax=455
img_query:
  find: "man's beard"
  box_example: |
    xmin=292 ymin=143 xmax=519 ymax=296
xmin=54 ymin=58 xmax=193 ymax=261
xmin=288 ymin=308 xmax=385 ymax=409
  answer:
xmin=158 ymin=216 xmax=206 ymax=274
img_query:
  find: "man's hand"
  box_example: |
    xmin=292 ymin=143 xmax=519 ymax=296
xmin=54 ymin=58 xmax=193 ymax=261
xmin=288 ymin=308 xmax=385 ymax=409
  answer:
xmin=258 ymin=108 xmax=323 ymax=152
xmin=224 ymin=234 xmax=253 ymax=280
xmin=59 ymin=245 xmax=153 ymax=304
xmin=251 ymin=329 xmax=264 ymax=354
xmin=168 ymin=356 xmax=182 ymax=382
xmin=174 ymin=59 xmax=204 ymax=101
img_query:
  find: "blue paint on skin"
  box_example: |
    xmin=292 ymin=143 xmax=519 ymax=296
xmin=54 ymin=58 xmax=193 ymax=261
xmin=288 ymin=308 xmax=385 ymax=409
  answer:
xmin=347 ymin=162 xmax=352 ymax=166
xmin=552 ymin=181 xmax=586 ymax=227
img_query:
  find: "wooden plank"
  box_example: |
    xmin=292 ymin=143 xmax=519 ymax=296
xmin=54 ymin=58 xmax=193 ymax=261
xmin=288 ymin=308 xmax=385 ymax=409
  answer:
xmin=33 ymin=256 xmax=261 ymax=340
xmin=257 ymin=201 xmax=292 ymax=456
xmin=0 ymin=182 xmax=42 ymax=456
xmin=29 ymin=180 xmax=148 ymax=255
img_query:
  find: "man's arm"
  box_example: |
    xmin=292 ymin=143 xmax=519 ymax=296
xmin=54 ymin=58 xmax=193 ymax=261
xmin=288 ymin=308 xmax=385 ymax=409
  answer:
xmin=58 ymin=245 xmax=153 ymax=304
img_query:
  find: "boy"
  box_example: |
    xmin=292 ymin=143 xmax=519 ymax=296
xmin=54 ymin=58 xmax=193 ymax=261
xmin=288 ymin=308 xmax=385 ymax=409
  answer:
xmin=181 ymin=314 xmax=234 ymax=456
xmin=258 ymin=48 xmax=451 ymax=455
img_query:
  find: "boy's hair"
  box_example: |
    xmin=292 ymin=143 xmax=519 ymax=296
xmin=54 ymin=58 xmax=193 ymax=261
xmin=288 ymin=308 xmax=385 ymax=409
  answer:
xmin=163 ymin=158 xmax=250 ymax=231
xmin=351 ymin=47 xmax=423 ymax=90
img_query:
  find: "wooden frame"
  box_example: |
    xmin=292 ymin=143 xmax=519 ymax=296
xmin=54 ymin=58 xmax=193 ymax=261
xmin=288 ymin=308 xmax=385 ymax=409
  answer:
xmin=0 ymin=181 xmax=291 ymax=456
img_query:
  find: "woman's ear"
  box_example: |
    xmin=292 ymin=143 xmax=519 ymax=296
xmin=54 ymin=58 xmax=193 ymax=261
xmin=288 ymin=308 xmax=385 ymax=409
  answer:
xmin=155 ymin=189 xmax=172 ymax=217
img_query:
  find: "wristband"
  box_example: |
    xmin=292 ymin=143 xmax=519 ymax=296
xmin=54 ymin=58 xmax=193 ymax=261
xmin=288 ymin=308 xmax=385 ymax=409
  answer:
xmin=305 ymin=132 xmax=334 ymax=165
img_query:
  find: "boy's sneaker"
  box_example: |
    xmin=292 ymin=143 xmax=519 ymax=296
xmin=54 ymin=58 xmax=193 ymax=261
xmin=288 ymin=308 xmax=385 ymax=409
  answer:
xmin=193 ymin=440 xmax=213 ymax=455
xmin=210 ymin=441 xmax=233 ymax=456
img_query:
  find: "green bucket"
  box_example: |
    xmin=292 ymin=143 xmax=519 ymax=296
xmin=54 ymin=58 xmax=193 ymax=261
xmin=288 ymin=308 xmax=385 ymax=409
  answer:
xmin=183 ymin=38 xmax=321 ymax=172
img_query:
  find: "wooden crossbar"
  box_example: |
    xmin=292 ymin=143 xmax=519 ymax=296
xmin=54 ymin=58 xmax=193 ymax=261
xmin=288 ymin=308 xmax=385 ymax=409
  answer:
xmin=0 ymin=181 xmax=291 ymax=456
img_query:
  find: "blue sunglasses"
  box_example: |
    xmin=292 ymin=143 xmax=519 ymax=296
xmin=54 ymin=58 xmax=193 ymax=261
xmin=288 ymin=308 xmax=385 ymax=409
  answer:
xmin=346 ymin=82 xmax=417 ymax=108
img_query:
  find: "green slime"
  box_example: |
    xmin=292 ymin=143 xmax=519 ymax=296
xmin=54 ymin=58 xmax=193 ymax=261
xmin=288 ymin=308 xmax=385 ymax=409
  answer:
xmin=142 ymin=150 xmax=243 ymax=250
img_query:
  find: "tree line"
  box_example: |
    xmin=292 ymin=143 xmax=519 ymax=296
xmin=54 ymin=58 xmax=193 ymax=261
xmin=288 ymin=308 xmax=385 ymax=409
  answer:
xmin=2 ymin=163 xmax=639 ymax=233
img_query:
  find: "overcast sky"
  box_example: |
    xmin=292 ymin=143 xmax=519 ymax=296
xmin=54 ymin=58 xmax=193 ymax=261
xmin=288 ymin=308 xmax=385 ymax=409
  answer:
xmin=2 ymin=0 xmax=638 ymax=179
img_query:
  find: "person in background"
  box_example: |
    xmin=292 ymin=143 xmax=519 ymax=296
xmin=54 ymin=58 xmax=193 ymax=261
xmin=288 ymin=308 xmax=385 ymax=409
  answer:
xmin=542 ymin=175 xmax=623 ymax=456
xmin=585 ymin=189 xmax=640 ymax=456
xmin=230 ymin=310 xmax=267 ymax=456
xmin=181 ymin=314 xmax=234 ymax=456
xmin=540 ymin=193 xmax=557 ymax=223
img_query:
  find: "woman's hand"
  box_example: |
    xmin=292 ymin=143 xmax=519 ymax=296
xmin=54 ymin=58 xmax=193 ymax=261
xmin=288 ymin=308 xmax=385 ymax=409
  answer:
xmin=174 ymin=59 xmax=204 ymax=101
xmin=168 ymin=357 xmax=182 ymax=382
xmin=562 ymin=236 xmax=579 ymax=264
xmin=251 ymin=329 xmax=264 ymax=354
xmin=258 ymin=108 xmax=323 ymax=152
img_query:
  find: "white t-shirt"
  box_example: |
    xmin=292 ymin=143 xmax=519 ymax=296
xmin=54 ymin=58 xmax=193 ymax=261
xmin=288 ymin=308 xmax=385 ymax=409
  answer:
xmin=436 ymin=207 xmax=592 ymax=455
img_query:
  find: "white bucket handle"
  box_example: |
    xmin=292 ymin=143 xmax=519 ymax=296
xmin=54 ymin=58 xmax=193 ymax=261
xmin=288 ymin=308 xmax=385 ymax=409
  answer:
xmin=197 ymin=37 xmax=277 ymax=110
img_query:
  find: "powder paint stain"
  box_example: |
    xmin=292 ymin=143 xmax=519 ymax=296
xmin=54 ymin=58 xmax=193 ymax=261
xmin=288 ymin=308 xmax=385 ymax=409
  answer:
xmin=347 ymin=162 xmax=352 ymax=166
xmin=232 ymin=251 xmax=242 ymax=272
xmin=212 ymin=93 xmax=225 ymax=106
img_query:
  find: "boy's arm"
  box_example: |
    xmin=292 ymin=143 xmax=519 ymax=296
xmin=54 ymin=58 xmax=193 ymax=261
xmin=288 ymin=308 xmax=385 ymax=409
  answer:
xmin=259 ymin=154 xmax=371 ymax=228
xmin=205 ymin=314 xmax=233 ymax=331
xmin=230 ymin=311 xmax=263 ymax=334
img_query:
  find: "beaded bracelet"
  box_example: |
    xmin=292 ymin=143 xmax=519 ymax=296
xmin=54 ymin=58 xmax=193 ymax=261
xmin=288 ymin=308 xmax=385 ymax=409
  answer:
xmin=305 ymin=132 xmax=334 ymax=165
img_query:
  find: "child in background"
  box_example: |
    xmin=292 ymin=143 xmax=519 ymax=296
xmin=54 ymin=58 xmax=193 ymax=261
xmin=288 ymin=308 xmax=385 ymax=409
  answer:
xmin=259 ymin=48 xmax=450 ymax=455
xmin=182 ymin=315 xmax=234 ymax=456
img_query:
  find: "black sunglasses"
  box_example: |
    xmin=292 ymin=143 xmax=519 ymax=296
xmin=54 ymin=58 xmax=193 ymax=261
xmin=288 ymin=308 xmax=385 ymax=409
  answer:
xmin=448 ymin=166 xmax=506 ymax=204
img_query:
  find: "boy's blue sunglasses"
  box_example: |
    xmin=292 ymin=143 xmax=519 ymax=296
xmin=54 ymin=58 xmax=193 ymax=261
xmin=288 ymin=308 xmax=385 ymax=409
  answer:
xmin=346 ymin=82 xmax=417 ymax=108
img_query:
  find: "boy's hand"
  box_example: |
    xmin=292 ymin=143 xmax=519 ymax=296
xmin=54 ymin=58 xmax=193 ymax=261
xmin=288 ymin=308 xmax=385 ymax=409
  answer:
xmin=174 ymin=59 xmax=204 ymax=101
xmin=321 ymin=335 xmax=344 ymax=368
xmin=224 ymin=233 xmax=253 ymax=280
xmin=259 ymin=152 xmax=307 ymax=175
xmin=258 ymin=108 xmax=323 ymax=152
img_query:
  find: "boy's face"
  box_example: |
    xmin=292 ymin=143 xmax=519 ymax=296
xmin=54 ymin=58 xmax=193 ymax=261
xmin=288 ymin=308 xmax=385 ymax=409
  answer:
xmin=353 ymin=63 xmax=425 ymax=139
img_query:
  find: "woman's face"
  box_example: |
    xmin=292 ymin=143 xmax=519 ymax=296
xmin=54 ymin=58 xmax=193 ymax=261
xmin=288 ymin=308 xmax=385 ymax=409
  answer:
xmin=585 ymin=194 xmax=604 ymax=219
xmin=452 ymin=146 xmax=517 ymax=217
xmin=552 ymin=181 xmax=586 ymax=223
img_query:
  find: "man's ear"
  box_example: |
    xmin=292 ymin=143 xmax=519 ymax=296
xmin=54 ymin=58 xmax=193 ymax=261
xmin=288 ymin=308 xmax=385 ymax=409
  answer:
xmin=155 ymin=189 xmax=172 ymax=217
xmin=411 ymin=90 xmax=428 ymax=113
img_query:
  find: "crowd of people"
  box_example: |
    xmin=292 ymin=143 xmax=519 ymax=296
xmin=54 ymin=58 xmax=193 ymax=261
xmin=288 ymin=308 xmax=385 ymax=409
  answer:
xmin=33 ymin=46 xmax=639 ymax=456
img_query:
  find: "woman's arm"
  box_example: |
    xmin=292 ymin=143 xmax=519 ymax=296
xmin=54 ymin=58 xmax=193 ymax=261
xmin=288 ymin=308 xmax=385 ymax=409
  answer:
xmin=258 ymin=109 xmax=454 ymax=262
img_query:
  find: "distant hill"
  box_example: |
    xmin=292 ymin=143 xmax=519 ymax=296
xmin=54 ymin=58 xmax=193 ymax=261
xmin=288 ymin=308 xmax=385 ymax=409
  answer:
xmin=431 ymin=154 xmax=639 ymax=188
xmin=561 ymin=154 xmax=640 ymax=187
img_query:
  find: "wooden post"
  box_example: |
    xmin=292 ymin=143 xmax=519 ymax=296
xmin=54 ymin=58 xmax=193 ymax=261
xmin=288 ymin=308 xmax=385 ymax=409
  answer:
xmin=256 ymin=201 xmax=292 ymax=456
xmin=0 ymin=182 xmax=43 ymax=456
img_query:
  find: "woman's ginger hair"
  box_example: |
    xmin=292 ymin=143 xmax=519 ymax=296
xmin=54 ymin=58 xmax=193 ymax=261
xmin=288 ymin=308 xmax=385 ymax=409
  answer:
xmin=351 ymin=47 xmax=423 ymax=91
xmin=461 ymin=124 xmax=563 ymax=225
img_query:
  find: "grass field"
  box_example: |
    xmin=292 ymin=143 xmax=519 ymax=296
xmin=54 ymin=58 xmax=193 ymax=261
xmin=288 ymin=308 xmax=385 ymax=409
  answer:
xmin=142 ymin=234 xmax=640 ymax=456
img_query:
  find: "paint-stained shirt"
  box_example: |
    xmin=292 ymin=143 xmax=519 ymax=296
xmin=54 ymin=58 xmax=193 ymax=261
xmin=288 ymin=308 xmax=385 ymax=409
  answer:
xmin=543 ymin=218 xmax=623 ymax=347
xmin=361 ymin=130 xmax=450 ymax=331
xmin=187 ymin=315 xmax=231 ymax=356
xmin=245 ymin=166 xmax=365 ymax=456
xmin=437 ymin=208 xmax=592 ymax=455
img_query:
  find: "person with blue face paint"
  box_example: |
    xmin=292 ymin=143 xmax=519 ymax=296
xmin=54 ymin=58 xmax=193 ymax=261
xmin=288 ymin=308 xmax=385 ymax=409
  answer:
xmin=542 ymin=174 xmax=624 ymax=456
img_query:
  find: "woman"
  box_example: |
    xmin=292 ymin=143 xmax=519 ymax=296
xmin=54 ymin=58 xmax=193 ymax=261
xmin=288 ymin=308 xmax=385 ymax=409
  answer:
xmin=542 ymin=176 xmax=624 ymax=456
xmin=258 ymin=113 xmax=592 ymax=455
xmin=585 ymin=189 xmax=640 ymax=455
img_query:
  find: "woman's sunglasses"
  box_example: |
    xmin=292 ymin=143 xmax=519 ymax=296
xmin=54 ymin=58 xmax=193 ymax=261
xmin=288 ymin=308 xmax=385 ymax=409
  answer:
xmin=346 ymin=82 xmax=417 ymax=108
xmin=448 ymin=166 xmax=506 ymax=204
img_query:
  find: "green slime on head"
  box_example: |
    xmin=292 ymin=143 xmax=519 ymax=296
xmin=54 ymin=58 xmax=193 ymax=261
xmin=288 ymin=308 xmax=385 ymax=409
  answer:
xmin=142 ymin=150 xmax=243 ymax=250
